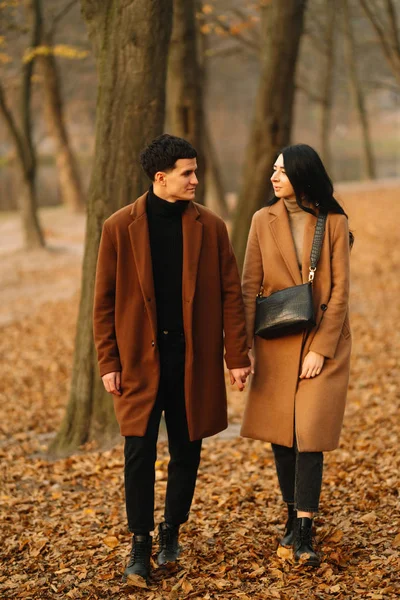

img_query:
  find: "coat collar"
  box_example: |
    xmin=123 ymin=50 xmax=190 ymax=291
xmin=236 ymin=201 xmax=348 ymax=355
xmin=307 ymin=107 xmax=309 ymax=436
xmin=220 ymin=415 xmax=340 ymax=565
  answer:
xmin=129 ymin=191 xmax=201 ymax=222
xmin=268 ymin=199 xmax=317 ymax=286
xmin=128 ymin=191 xmax=203 ymax=339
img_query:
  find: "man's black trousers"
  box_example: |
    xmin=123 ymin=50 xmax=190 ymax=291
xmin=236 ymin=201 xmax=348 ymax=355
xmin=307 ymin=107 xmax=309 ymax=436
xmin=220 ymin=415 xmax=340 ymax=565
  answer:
xmin=124 ymin=331 xmax=202 ymax=534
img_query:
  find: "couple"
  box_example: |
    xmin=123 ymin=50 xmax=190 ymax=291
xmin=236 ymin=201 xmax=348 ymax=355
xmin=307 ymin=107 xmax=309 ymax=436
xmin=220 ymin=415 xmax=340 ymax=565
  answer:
xmin=93 ymin=134 xmax=352 ymax=581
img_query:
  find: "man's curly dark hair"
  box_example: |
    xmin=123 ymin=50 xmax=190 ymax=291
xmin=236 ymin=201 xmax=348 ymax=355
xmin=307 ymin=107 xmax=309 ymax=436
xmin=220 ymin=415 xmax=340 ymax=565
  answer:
xmin=139 ymin=134 xmax=197 ymax=181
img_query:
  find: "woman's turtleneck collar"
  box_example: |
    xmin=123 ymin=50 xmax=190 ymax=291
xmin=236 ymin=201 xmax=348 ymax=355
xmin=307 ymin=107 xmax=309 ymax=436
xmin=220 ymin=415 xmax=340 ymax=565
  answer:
xmin=283 ymin=196 xmax=303 ymax=214
xmin=147 ymin=185 xmax=189 ymax=218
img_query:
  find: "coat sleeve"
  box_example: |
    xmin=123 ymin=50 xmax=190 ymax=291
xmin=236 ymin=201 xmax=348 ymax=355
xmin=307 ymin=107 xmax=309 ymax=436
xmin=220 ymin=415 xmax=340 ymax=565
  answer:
xmin=241 ymin=213 xmax=263 ymax=348
xmin=309 ymin=215 xmax=350 ymax=359
xmin=218 ymin=219 xmax=251 ymax=370
xmin=93 ymin=222 xmax=122 ymax=377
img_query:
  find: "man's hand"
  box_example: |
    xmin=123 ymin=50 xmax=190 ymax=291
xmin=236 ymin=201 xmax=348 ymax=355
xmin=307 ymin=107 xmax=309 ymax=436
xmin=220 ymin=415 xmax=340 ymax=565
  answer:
xmin=229 ymin=366 xmax=251 ymax=392
xmin=102 ymin=371 xmax=122 ymax=396
xmin=299 ymin=351 xmax=325 ymax=379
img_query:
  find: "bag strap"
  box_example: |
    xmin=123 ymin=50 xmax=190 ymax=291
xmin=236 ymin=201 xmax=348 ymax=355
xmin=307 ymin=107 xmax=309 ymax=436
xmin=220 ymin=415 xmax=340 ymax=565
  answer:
xmin=309 ymin=213 xmax=327 ymax=282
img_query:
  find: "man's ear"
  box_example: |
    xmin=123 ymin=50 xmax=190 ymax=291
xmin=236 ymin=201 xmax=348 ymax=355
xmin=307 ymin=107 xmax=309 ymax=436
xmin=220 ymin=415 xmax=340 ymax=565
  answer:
xmin=154 ymin=171 xmax=166 ymax=186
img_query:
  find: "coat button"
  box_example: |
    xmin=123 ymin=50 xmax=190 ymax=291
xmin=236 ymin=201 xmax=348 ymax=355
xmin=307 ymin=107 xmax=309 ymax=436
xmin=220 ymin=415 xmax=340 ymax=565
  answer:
xmin=151 ymin=340 xmax=155 ymax=347
xmin=321 ymin=304 xmax=328 ymax=311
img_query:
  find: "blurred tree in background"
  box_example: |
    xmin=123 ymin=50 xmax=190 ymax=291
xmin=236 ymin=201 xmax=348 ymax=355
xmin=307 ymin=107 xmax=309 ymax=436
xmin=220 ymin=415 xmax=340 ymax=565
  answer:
xmin=359 ymin=0 xmax=400 ymax=84
xmin=0 ymin=0 xmax=87 ymax=248
xmin=36 ymin=0 xmax=86 ymax=212
xmin=167 ymin=0 xmax=206 ymax=204
xmin=231 ymin=0 xmax=308 ymax=270
xmin=0 ymin=0 xmax=45 ymax=248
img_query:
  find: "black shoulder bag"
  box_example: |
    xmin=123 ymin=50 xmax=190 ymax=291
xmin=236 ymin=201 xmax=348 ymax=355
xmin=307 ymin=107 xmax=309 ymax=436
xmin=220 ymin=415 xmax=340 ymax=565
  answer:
xmin=254 ymin=213 xmax=327 ymax=339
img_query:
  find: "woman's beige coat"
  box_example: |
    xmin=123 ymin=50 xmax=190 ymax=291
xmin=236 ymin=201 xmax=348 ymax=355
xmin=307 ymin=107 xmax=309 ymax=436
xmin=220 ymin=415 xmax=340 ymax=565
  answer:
xmin=240 ymin=199 xmax=351 ymax=452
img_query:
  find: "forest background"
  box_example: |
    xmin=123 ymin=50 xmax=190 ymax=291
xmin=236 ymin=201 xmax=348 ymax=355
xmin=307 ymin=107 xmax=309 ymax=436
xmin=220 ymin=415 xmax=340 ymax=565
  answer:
xmin=0 ymin=1 xmax=399 ymax=599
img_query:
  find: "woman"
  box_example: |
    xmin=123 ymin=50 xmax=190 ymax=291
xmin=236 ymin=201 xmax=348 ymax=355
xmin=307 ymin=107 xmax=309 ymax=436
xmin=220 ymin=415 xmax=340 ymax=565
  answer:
xmin=241 ymin=144 xmax=352 ymax=567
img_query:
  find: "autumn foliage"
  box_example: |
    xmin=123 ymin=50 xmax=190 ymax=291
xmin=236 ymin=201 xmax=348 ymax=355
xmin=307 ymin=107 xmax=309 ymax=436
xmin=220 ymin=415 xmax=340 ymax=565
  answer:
xmin=1 ymin=182 xmax=399 ymax=598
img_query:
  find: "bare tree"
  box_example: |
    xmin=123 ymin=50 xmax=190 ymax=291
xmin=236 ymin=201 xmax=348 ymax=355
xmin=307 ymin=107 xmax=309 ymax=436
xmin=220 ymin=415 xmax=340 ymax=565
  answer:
xmin=319 ymin=0 xmax=336 ymax=171
xmin=0 ymin=0 xmax=45 ymax=249
xmin=296 ymin=0 xmax=337 ymax=172
xmin=203 ymin=123 xmax=229 ymax=218
xmin=50 ymin=0 xmax=173 ymax=456
xmin=343 ymin=0 xmax=376 ymax=179
xmin=37 ymin=0 xmax=85 ymax=212
xmin=166 ymin=0 xmax=206 ymax=203
xmin=359 ymin=0 xmax=400 ymax=85
xmin=231 ymin=0 xmax=308 ymax=270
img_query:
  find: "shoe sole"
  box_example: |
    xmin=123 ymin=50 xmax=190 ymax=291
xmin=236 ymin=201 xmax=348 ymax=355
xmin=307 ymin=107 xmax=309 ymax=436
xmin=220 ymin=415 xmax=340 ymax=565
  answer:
xmin=294 ymin=555 xmax=320 ymax=567
xmin=121 ymin=573 xmax=149 ymax=586
xmin=157 ymin=550 xmax=181 ymax=567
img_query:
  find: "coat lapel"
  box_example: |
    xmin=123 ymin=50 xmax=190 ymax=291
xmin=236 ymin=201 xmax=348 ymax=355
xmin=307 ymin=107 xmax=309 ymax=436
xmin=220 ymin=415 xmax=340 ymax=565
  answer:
xmin=128 ymin=193 xmax=157 ymax=339
xmin=182 ymin=202 xmax=203 ymax=333
xmin=269 ymin=200 xmax=302 ymax=286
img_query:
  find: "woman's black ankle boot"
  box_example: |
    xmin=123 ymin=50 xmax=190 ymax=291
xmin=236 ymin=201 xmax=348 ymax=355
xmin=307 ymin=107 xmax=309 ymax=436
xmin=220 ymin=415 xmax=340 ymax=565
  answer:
xmin=280 ymin=504 xmax=296 ymax=547
xmin=293 ymin=517 xmax=320 ymax=567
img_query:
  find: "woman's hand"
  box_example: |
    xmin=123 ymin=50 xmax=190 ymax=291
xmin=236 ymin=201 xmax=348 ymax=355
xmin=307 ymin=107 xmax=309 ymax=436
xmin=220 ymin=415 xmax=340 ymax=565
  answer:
xmin=248 ymin=348 xmax=255 ymax=375
xmin=299 ymin=351 xmax=325 ymax=379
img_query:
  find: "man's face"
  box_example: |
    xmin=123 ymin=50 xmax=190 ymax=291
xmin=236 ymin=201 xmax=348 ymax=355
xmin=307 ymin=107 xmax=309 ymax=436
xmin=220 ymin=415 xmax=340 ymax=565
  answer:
xmin=156 ymin=158 xmax=198 ymax=201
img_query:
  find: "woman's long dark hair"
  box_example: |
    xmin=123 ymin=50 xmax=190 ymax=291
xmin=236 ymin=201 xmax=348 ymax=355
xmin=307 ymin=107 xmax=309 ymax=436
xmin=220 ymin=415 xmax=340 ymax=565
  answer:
xmin=267 ymin=144 xmax=354 ymax=247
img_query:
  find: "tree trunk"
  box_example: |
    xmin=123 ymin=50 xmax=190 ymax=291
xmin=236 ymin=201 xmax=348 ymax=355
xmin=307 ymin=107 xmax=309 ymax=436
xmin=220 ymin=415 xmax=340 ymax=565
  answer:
xmin=359 ymin=0 xmax=400 ymax=86
xmin=203 ymin=122 xmax=229 ymax=219
xmin=231 ymin=0 xmax=307 ymax=271
xmin=198 ymin=11 xmax=228 ymax=217
xmin=320 ymin=0 xmax=336 ymax=173
xmin=342 ymin=0 xmax=376 ymax=179
xmin=0 ymin=0 xmax=45 ymax=249
xmin=39 ymin=30 xmax=85 ymax=212
xmin=19 ymin=168 xmax=45 ymax=248
xmin=50 ymin=0 xmax=173 ymax=456
xmin=166 ymin=0 xmax=205 ymax=204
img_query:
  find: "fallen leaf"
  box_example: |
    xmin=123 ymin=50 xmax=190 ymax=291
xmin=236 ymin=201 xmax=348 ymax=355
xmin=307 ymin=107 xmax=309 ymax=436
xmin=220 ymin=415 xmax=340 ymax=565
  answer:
xmin=327 ymin=529 xmax=344 ymax=543
xmin=276 ymin=545 xmax=293 ymax=560
xmin=103 ymin=535 xmax=119 ymax=549
xmin=126 ymin=573 xmax=147 ymax=588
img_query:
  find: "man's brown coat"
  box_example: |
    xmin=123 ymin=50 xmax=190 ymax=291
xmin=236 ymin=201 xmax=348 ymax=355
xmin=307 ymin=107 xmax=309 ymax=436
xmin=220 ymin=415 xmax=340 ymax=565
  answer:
xmin=93 ymin=192 xmax=250 ymax=440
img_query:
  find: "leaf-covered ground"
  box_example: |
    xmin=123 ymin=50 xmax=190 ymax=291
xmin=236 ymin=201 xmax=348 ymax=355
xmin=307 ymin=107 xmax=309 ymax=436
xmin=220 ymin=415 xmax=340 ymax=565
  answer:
xmin=1 ymin=182 xmax=399 ymax=599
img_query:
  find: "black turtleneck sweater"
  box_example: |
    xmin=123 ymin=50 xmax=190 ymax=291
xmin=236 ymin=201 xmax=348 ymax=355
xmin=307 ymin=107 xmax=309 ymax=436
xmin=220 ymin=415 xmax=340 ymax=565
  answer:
xmin=146 ymin=186 xmax=188 ymax=332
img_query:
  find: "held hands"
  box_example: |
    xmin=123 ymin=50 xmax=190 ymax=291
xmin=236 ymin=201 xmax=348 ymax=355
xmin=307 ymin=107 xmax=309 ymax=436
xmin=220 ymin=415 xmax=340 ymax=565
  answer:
xmin=299 ymin=351 xmax=325 ymax=379
xmin=229 ymin=349 xmax=254 ymax=391
xmin=102 ymin=371 xmax=122 ymax=396
xmin=229 ymin=365 xmax=252 ymax=392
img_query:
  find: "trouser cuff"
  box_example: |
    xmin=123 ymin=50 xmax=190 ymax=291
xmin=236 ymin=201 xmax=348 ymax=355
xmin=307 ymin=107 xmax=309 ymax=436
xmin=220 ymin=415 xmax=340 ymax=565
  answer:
xmin=164 ymin=513 xmax=189 ymax=527
xmin=295 ymin=505 xmax=319 ymax=513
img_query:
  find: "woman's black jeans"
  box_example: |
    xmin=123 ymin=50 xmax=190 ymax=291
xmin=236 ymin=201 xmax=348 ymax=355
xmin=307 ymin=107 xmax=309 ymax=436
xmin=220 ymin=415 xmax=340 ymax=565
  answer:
xmin=271 ymin=438 xmax=323 ymax=513
xmin=124 ymin=331 xmax=202 ymax=534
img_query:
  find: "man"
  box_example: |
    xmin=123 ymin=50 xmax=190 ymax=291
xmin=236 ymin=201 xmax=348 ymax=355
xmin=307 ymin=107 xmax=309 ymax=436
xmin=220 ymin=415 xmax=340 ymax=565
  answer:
xmin=93 ymin=134 xmax=250 ymax=582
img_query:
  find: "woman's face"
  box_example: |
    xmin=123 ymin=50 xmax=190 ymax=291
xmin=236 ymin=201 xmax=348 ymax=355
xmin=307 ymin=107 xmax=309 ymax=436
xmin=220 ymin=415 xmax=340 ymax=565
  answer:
xmin=271 ymin=154 xmax=296 ymax=201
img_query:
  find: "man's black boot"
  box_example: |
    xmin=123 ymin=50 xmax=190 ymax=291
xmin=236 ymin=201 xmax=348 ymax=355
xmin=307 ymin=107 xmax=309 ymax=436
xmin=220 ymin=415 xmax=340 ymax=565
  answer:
xmin=123 ymin=534 xmax=152 ymax=582
xmin=293 ymin=517 xmax=320 ymax=567
xmin=157 ymin=522 xmax=181 ymax=565
xmin=280 ymin=504 xmax=296 ymax=547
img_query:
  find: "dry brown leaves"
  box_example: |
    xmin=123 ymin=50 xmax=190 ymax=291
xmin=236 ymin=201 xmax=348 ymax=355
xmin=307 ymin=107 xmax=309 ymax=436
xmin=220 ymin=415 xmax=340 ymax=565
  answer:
xmin=0 ymin=185 xmax=399 ymax=599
